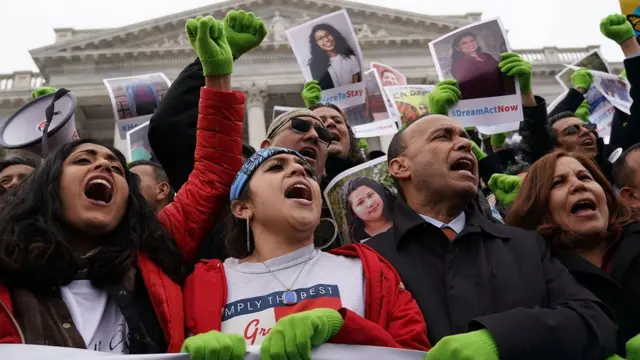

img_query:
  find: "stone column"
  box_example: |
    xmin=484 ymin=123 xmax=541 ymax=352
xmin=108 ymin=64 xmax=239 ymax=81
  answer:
xmin=245 ymin=82 xmax=268 ymax=150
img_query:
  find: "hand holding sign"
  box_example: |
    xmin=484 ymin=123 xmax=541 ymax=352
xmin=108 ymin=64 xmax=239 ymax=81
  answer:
xmin=571 ymin=68 xmax=594 ymax=92
xmin=302 ymin=80 xmax=323 ymax=107
xmin=224 ymin=10 xmax=268 ymax=60
xmin=181 ymin=330 xmax=246 ymax=360
xmin=428 ymin=80 xmax=461 ymax=115
xmin=499 ymin=52 xmax=532 ymax=95
xmin=600 ymin=14 xmax=635 ymax=44
xmin=260 ymin=308 xmax=344 ymax=360
xmin=185 ymin=16 xmax=233 ymax=76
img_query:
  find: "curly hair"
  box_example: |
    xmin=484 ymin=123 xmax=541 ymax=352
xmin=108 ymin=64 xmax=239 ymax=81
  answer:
xmin=342 ymin=177 xmax=395 ymax=242
xmin=308 ymin=23 xmax=357 ymax=83
xmin=0 ymin=139 xmax=183 ymax=290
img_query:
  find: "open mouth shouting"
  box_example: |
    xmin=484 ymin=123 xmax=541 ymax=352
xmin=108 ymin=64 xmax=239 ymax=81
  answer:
xmin=570 ymin=198 xmax=597 ymax=217
xmin=84 ymin=174 xmax=114 ymax=206
xmin=581 ymin=137 xmax=595 ymax=149
xmin=284 ymin=180 xmax=313 ymax=206
xmin=299 ymin=146 xmax=318 ymax=165
xmin=449 ymin=155 xmax=476 ymax=178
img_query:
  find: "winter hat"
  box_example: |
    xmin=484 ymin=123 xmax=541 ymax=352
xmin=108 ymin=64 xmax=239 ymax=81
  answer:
xmin=266 ymin=108 xmax=323 ymax=139
xmin=230 ymin=147 xmax=314 ymax=201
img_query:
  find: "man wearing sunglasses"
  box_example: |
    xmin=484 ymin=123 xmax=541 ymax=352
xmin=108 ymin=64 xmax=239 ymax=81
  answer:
xmin=549 ymin=111 xmax=599 ymax=158
xmin=262 ymin=108 xmax=333 ymax=179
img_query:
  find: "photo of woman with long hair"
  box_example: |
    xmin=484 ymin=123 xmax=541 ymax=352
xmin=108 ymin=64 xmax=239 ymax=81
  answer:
xmin=308 ymin=23 xmax=362 ymax=90
xmin=342 ymin=177 xmax=394 ymax=242
xmin=449 ymin=31 xmax=515 ymax=100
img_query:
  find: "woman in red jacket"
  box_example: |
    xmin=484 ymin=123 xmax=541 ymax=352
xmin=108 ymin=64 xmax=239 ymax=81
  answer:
xmin=181 ymin=147 xmax=430 ymax=360
xmin=449 ymin=31 xmax=514 ymax=100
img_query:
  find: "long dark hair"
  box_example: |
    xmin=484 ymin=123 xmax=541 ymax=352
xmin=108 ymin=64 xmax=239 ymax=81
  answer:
xmin=308 ymin=23 xmax=356 ymax=81
xmin=506 ymin=150 xmax=635 ymax=253
xmin=0 ymin=139 xmax=183 ymax=291
xmin=342 ymin=177 xmax=395 ymax=242
xmin=450 ymin=32 xmax=482 ymax=65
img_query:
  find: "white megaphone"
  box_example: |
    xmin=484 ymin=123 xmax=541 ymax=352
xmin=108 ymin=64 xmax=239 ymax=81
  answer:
xmin=0 ymin=88 xmax=79 ymax=157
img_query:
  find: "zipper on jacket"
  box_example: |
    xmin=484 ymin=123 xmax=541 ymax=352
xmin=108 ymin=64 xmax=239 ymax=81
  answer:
xmin=0 ymin=298 xmax=25 ymax=344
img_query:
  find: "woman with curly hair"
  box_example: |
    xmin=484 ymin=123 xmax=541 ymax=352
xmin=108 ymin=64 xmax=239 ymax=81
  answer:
xmin=308 ymin=23 xmax=362 ymax=90
xmin=506 ymin=150 xmax=640 ymax=356
xmin=343 ymin=177 xmax=395 ymax=242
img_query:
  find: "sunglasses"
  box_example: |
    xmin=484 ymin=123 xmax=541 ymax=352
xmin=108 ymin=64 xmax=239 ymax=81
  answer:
xmin=272 ymin=117 xmax=335 ymax=144
xmin=559 ymin=123 xmax=597 ymax=137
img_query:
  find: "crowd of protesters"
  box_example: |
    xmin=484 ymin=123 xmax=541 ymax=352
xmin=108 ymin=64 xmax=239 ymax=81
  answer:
xmin=2 ymin=8 xmax=640 ymax=360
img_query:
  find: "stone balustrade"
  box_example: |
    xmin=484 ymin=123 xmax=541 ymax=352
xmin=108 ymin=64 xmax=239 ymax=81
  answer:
xmin=0 ymin=71 xmax=46 ymax=92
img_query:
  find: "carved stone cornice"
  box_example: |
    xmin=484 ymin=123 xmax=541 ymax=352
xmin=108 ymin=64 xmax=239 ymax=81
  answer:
xmin=244 ymin=82 xmax=269 ymax=108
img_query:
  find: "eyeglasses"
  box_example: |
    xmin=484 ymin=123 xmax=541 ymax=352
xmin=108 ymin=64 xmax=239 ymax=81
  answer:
xmin=271 ymin=117 xmax=335 ymax=145
xmin=559 ymin=123 xmax=597 ymax=137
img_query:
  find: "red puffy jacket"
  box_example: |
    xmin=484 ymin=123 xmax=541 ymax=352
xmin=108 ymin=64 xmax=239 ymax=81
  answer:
xmin=184 ymin=243 xmax=431 ymax=351
xmin=0 ymin=87 xmax=245 ymax=352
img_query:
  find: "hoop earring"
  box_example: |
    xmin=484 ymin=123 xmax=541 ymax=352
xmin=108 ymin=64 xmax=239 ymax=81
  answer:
xmin=315 ymin=218 xmax=338 ymax=250
xmin=246 ymin=217 xmax=252 ymax=254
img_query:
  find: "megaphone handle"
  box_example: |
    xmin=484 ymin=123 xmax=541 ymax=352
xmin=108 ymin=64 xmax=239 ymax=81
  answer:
xmin=41 ymin=88 xmax=70 ymax=156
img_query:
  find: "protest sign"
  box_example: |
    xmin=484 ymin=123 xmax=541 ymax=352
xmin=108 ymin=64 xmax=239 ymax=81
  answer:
xmin=345 ymin=69 xmax=397 ymax=138
xmin=591 ymin=69 xmax=632 ymax=115
xmin=103 ymin=73 xmax=171 ymax=140
xmin=620 ymin=0 xmax=640 ymax=41
xmin=3 ymin=344 xmax=189 ymax=360
xmin=244 ymin=344 xmax=427 ymax=360
xmin=547 ymin=87 xmax=615 ymax=138
xmin=383 ymin=85 xmax=433 ymax=127
xmin=370 ymin=62 xmax=406 ymax=123
xmin=323 ymin=156 xmax=396 ymax=243
xmin=555 ymin=49 xmax=611 ymax=90
xmin=429 ymin=18 xmax=522 ymax=128
xmin=126 ymin=120 xmax=153 ymax=162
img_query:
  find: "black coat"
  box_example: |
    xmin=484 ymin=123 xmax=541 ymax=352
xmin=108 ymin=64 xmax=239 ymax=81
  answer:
xmin=366 ymin=199 xmax=617 ymax=360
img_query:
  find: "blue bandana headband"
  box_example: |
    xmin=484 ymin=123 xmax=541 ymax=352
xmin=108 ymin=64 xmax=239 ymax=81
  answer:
xmin=230 ymin=147 xmax=314 ymax=201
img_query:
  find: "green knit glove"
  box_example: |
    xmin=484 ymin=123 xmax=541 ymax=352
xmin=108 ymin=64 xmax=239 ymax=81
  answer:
xmin=575 ymin=100 xmax=591 ymax=123
xmin=424 ymin=330 xmax=499 ymax=360
xmin=626 ymin=333 xmax=640 ymax=360
xmin=260 ymin=308 xmax=344 ymax=360
xmin=621 ymin=69 xmax=628 ymax=80
xmin=490 ymin=133 xmax=507 ymax=148
xmin=428 ymin=80 xmax=461 ymax=115
xmin=185 ymin=16 xmax=233 ymax=76
xmin=499 ymin=52 xmax=532 ymax=95
xmin=488 ymin=173 xmax=522 ymax=206
xmin=31 ymin=87 xmax=56 ymax=99
xmin=571 ymin=68 xmax=594 ymax=91
xmin=302 ymin=80 xmax=322 ymax=107
xmin=605 ymin=355 xmax=624 ymax=360
xmin=600 ymin=14 xmax=635 ymax=44
xmin=471 ymin=141 xmax=487 ymax=161
xmin=181 ymin=330 xmax=246 ymax=360
xmin=223 ymin=10 xmax=267 ymax=60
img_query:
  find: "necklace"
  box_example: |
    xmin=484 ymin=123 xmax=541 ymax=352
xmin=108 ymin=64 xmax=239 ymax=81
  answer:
xmin=253 ymin=251 xmax=314 ymax=306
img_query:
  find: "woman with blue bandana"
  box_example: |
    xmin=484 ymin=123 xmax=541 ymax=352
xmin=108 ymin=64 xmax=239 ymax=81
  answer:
xmin=180 ymin=147 xmax=431 ymax=360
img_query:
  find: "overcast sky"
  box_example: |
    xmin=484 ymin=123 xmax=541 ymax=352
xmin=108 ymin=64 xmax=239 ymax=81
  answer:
xmin=0 ymin=0 xmax=625 ymax=74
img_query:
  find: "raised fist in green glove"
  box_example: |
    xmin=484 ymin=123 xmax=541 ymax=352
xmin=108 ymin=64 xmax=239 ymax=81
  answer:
xmin=181 ymin=330 xmax=246 ymax=360
xmin=260 ymin=308 xmax=344 ymax=360
xmin=601 ymin=14 xmax=635 ymax=44
xmin=626 ymin=333 xmax=640 ymax=360
xmin=223 ymin=10 xmax=267 ymax=60
xmin=575 ymin=100 xmax=591 ymax=123
xmin=31 ymin=87 xmax=56 ymax=99
xmin=488 ymin=173 xmax=522 ymax=207
xmin=490 ymin=132 xmax=507 ymax=149
xmin=425 ymin=330 xmax=499 ymax=360
xmin=302 ymin=80 xmax=322 ymax=107
xmin=185 ymin=16 xmax=233 ymax=76
xmin=471 ymin=140 xmax=487 ymax=161
xmin=428 ymin=80 xmax=461 ymax=115
xmin=571 ymin=68 xmax=593 ymax=92
xmin=499 ymin=52 xmax=532 ymax=95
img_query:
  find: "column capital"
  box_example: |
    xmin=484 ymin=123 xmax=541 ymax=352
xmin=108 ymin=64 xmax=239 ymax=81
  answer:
xmin=244 ymin=81 xmax=268 ymax=108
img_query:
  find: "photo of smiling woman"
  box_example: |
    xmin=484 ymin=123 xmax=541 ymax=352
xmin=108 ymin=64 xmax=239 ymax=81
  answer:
xmin=343 ymin=177 xmax=394 ymax=242
xmin=308 ymin=23 xmax=362 ymax=90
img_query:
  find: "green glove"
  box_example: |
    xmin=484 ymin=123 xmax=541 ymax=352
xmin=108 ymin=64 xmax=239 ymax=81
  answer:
xmin=488 ymin=173 xmax=522 ymax=206
xmin=490 ymin=133 xmax=507 ymax=148
xmin=181 ymin=330 xmax=246 ymax=360
xmin=575 ymin=100 xmax=591 ymax=123
xmin=31 ymin=87 xmax=56 ymax=99
xmin=600 ymin=14 xmax=635 ymax=44
xmin=471 ymin=141 xmax=487 ymax=161
xmin=499 ymin=52 xmax=532 ymax=95
xmin=428 ymin=80 xmax=461 ymax=115
xmin=185 ymin=16 xmax=233 ymax=76
xmin=223 ymin=10 xmax=267 ymax=60
xmin=626 ymin=333 xmax=640 ymax=360
xmin=621 ymin=69 xmax=628 ymax=80
xmin=424 ymin=330 xmax=499 ymax=360
xmin=302 ymin=80 xmax=322 ymax=107
xmin=571 ymin=68 xmax=593 ymax=91
xmin=605 ymin=355 xmax=624 ymax=360
xmin=260 ymin=308 xmax=343 ymax=360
